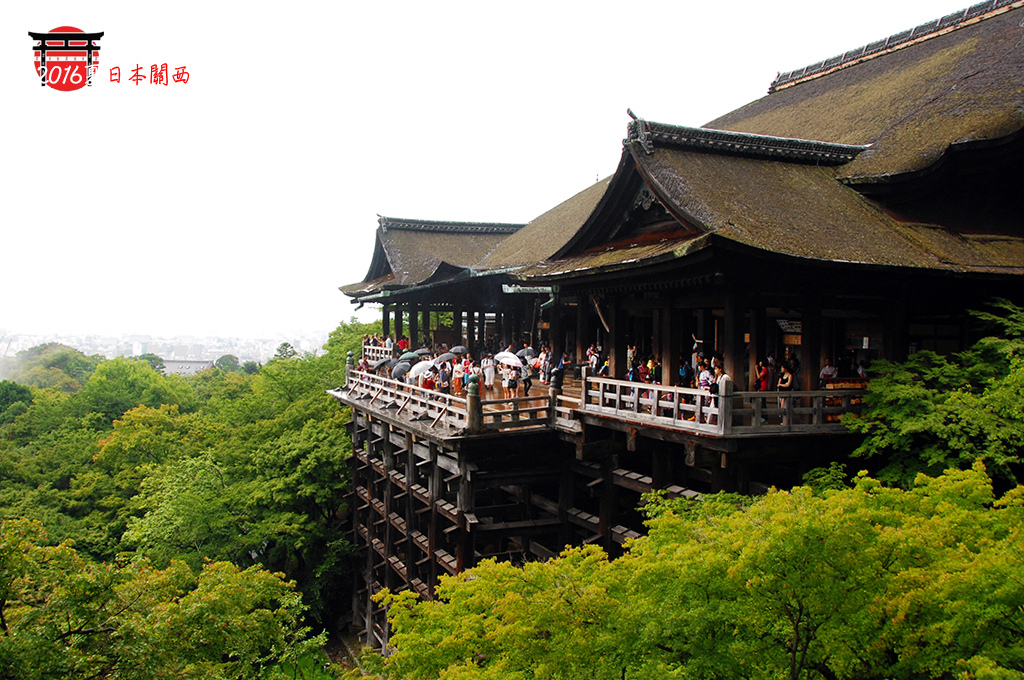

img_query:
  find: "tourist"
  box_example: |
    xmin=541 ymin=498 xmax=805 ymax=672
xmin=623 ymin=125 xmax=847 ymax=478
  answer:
xmin=482 ymin=353 xmax=495 ymax=389
xmin=819 ymin=358 xmax=838 ymax=387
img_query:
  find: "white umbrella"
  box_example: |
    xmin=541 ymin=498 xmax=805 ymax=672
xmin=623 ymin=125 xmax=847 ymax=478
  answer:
xmin=494 ymin=351 xmax=523 ymax=367
xmin=408 ymin=361 xmax=435 ymax=380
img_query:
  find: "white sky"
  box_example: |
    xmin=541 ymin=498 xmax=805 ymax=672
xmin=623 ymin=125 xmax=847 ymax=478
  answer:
xmin=1 ymin=0 xmax=973 ymax=338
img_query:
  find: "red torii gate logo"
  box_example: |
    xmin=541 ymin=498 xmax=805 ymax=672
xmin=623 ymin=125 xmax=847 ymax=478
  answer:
xmin=29 ymin=26 xmax=102 ymax=91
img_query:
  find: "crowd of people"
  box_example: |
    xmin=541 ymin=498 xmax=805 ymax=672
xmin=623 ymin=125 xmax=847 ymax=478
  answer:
xmin=357 ymin=336 xmax=576 ymax=400
xmin=358 ymin=334 xmax=869 ymax=410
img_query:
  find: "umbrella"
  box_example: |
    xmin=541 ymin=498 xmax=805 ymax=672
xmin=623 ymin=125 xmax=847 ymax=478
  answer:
xmin=398 ymin=351 xmax=420 ymax=362
xmin=372 ymin=357 xmax=391 ymax=370
xmin=391 ymin=361 xmax=412 ymax=380
xmin=413 ymin=348 xmax=432 ymax=356
xmin=385 ymin=358 xmax=402 ymax=368
xmin=451 ymin=345 xmax=469 ymax=355
xmin=434 ymin=352 xmax=456 ymax=365
xmin=494 ymin=351 xmax=523 ymax=367
xmin=408 ymin=361 xmax=435 ymax=380
xmin=516 ymin=347 xmax=536 ymax=359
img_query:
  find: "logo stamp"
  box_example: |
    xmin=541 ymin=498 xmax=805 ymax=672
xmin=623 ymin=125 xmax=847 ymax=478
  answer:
xmin=29 ymin=27 xmax=103 ymax=91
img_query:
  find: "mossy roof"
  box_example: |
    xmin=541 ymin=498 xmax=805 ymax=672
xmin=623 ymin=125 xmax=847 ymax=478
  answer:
xmin=476 ymin=178 xmax=612 ymax=269
xmin=340 ymin=217 xmax=524 ymax=297
xmin=707 ymin=4 xmax=1024 ymax=182
xmin=518 ymin=144 xmax=1024 ymax=280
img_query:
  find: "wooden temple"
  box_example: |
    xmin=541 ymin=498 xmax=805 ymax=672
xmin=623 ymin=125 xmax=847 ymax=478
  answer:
xmin=334 ymin=0 xmax=1024 ymax=649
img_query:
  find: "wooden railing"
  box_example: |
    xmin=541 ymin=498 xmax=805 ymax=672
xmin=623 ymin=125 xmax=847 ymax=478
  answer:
xmin=338 ymin=370 xmax=553 ymax=433
xmin=362 ymin=344 xmax=393 ymax=363
xmin=341 ymin=370 xmax=469 ymax=430
xmin=579 ymin=377 xmax=865 ymax=437
xmin=337 ymin=371 xmax=866 ymax=439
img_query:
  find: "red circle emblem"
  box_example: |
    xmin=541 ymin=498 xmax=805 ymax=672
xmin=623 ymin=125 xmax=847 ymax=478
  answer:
xmin=32 ymin=26 xmax=98 ymax=92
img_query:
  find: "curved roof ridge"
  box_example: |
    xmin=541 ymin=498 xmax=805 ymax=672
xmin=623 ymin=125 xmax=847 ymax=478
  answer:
xmin=626 ymin=118 xmax=869 ymax=165
xmin=378 ymin=215 xmax=525 ymax=234
xmin=769 ymin=0 xmax=1024 ymax=93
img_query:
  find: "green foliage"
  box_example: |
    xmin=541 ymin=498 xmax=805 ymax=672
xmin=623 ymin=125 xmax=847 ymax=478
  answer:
xmin=275 ymin=343 xmax=298 ymax=360
xmin=375 ymin=466 xmax=1024 ymax=679
xmin=0 ymin=381 xmax=31 ymax=425
xmin=216 ymin=354 xmax=241 ymax=372
xmin=75 ymin=357 xmax=196 ymax=423
xmin=137 ymin=353 xmax=165 ymax=372
xmin=0 ymin=519 xmax=325 ymax=679
xmin=0 ymin=343 xmax=102 ymax=391
xmin=846 ymin=299 xmax=1024 ymax=486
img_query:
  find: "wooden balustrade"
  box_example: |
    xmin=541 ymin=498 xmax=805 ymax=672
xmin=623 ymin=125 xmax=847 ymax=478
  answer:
xmin=580 ymin=377 xmax=865 ymax=437
xmin=362 ymin=344 xmax=394 ymax=363
xmin=338 ymin=371 xmax=866 ymax=439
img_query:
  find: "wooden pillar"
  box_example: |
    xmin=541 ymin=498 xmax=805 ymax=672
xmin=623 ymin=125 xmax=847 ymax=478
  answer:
xmin=453 ymin=308 xmax=463 ymax=347
xmin=382 ymin=304 xmax=391 ymax=340
xmin=800 ymin=299 xmax=821 ymax=391
xmin=661 ymin=306 xmax=680 ymax=387
xmin=408 ymin=303 xmax=419 ymax=350
xmin=477 ymin=310 xmax=486 ymax=348
xmin=551 ymin=308 xmax=565 ymax=366
xmin=697 ymin=308 xmax=715 ymax=358
xmin=608 ymin=303 xmax=627 ymax=379
xmin=748 ymin=306 xmax=767 ymax=391
xmin=884 ymin=293 xmax=909 ymax=363
xmin=466 ymin=309 xmax=477 ymax=355
xmin=576 ymin=299 xmax=586 ymax=367
xmin=723 ymin=294 xmax=746 ymax=385
xmin=394 ymin=303 xmax=404 ymax=341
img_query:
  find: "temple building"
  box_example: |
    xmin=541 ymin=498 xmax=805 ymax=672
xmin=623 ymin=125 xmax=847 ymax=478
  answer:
xmin=334 ymin=0 xmax=1024 ymax=648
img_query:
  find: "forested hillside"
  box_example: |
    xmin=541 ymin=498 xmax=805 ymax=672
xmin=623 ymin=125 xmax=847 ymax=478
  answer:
xmin=0 ymin=318 xmax=379 ymax=678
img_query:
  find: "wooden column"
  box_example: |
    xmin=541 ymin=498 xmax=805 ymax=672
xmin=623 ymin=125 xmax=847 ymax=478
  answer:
xmin=661 ymin=306 xmax=680 ymax=387
xmin=608 ymin=303 xmax=627 ymax=379
xmin=453 ymin=308 xmax=463 ymax=347
xmin=466 ymin=310 xmax=477 ymax=355
xmin=394 ymin=303 xmax=404 ymax=341
xmin=748 ymin=306 xmax=767 ymax=391
xmin=550 ymin=308 xmax=564 ymax=366
xmin=477 ymin=310 xmax=486 ymax=348
xmin=723 ymin=294 xmax=746 ymax=384
xmin=382 ymin=304 xmax=391 ymax=339
xmin=408 ymin=303 xmax=419 ymax=350
xmin=800 ymin=299 xmax=821 ymax=391
xmin=576 ymin=299 xmax=586 ymax=366
xmin=884 ymin=292 xmax=909 ymax=363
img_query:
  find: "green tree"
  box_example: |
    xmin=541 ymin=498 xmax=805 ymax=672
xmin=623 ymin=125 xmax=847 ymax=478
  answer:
xmin=216 ymin=354 xmax=241 ymax=372
xmin=242 ymin=360 xmax=260 ymax=375
xmin=845 ymin=299 xmax=1024 ymax=486
xmin=0 ymin=519 xmax=325 ymax=679
xmin=374 ymin=467 xmax=1024 ymax=680
xmin=0 ymin=381 xmax=31 ymax=424
xmin=137 ymin=353 xmax=165 ymax=372
xmin=275 ymin=343 xmax=298 ymax=360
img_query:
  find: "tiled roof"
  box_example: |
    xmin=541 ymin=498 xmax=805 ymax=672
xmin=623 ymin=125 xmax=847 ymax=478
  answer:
xmin=626 ymin=118 xmax=868 ymax=165
xmin=709 ymin=3 xmax=1024 ymax=181
xmin=770 ymin=0 xmax=1024 ymax=92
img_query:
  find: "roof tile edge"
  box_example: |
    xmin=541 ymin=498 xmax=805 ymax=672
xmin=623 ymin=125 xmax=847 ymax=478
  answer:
xmin=769 ymin=0 xmax=1024 ymax=93
xmin=626 ymin=117 xmax=869 ymax=165
xmin=378 ymin=215 xmax=526 ymax=234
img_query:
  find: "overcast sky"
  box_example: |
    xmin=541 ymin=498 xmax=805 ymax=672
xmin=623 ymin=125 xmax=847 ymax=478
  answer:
xmin=2 ymin=0 xmax=973 ymax=339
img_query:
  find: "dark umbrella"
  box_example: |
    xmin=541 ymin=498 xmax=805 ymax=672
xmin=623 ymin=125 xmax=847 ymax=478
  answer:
xmin=434 ymin=352 xmax=457 ymax=365
xmin=516 ymin=347 xmax=537 ymax=359
xmin=372 ymin=357 xmax=391 ymax=370
xmin=385 ymin=358 xmax=401 ymax=368
xmin=391 ymin=361 xmax=412 ymax=380
xmin=451 ymin=345 xmax=469 ymax=355
xmin=399 ymin=351 xmax=420 ymax=362
xmin=414 ymin=348 xmax=432 ymax=356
